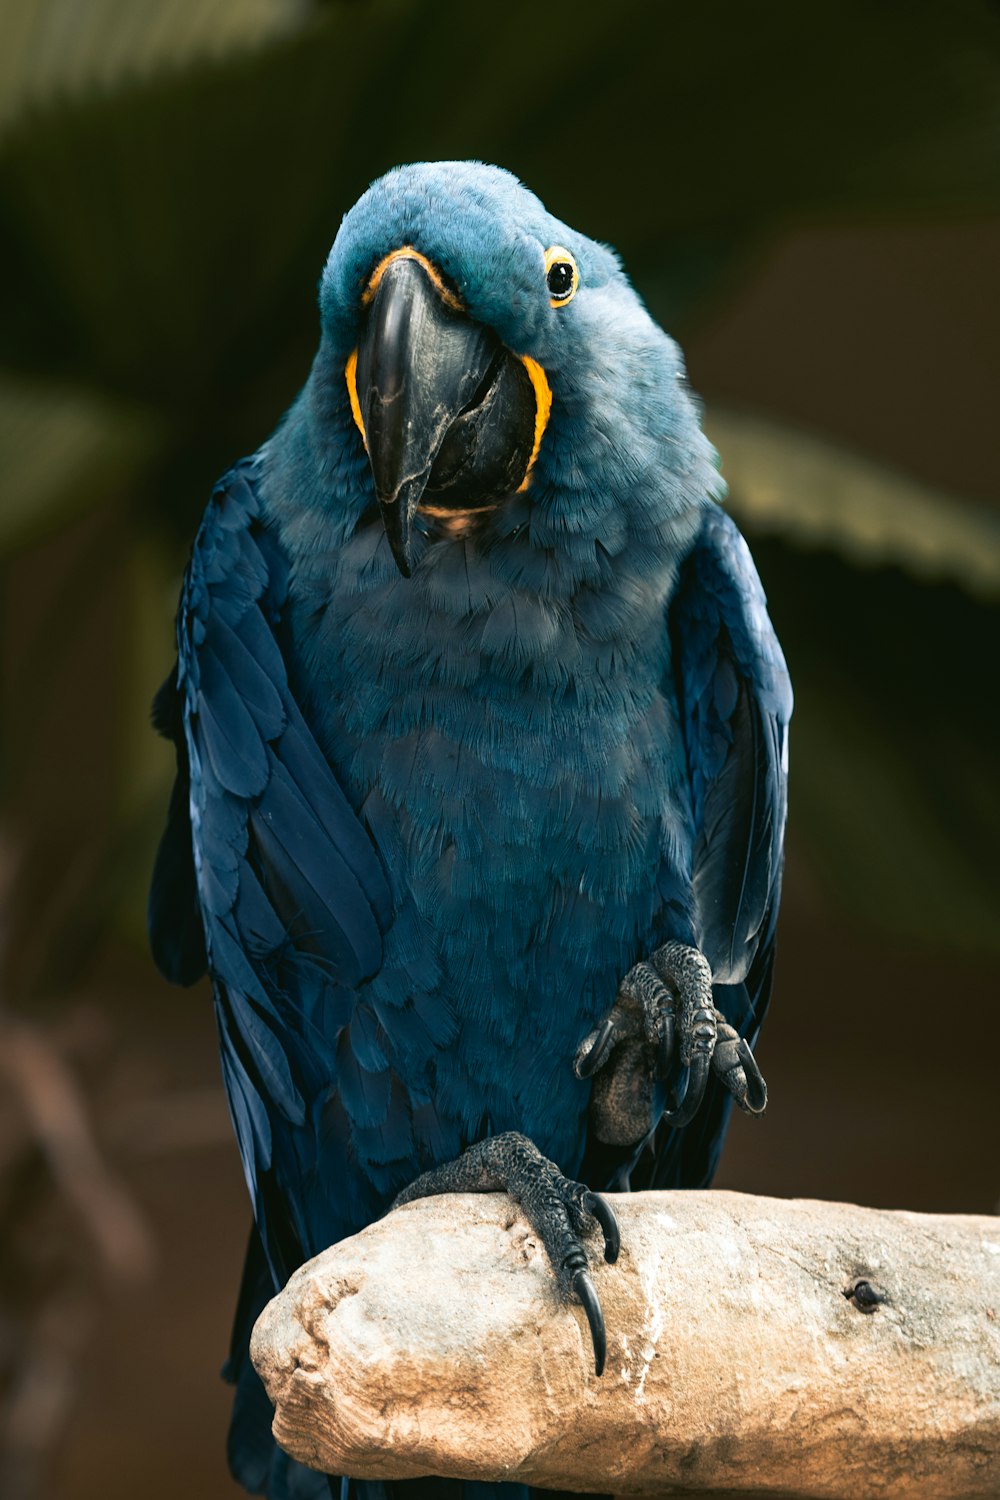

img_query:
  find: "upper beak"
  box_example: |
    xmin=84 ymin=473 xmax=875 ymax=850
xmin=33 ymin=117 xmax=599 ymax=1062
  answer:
xmin=349 ymin=252 xmax=539 ymax=576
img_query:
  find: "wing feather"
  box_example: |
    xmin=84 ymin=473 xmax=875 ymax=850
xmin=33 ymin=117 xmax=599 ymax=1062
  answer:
xmin=632 ymin=505 xmax=791 ymax=1194
xmin=148 ymin=458 xmax=393 ymax=1278
xmin=672 ymin=505 xmax=791 ymax=993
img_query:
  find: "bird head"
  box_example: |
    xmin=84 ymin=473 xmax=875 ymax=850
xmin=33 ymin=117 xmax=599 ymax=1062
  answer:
xmin=317 ymin=162 xmax=712 ymax=577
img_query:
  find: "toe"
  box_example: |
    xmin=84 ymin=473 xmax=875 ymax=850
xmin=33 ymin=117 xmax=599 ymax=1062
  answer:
xmin=574 ymin=1016 xmax=617 ymax=1079
xmin=736 ymin=1037 xmax=768 ymax=1113
xmin=711 ymin=1023 xmax=768 ymax=1114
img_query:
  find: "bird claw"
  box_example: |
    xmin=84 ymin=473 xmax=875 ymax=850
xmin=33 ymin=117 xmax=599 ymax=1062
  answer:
xmin=575 ymin=1016 xmax=616 ymax=1079
xmin=571 ymin=1265 xmax=607 ymax=1376
xmin=713 ymin=1029 xmax=767 ymax=1114
xmin=586 ymin=1189 xmax=621 ymax=1263
xmin=575 ymin=941 xmax=767 ymax=1145
xmin=393 ymin=1132 xmax=618 ymax=1377
xmin=661 ymin=1052 xmax=710 ymax=1127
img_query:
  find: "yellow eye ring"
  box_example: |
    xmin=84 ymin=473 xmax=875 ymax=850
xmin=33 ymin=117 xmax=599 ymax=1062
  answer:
xmin=544 ymin=245 xmax=579 ymax=307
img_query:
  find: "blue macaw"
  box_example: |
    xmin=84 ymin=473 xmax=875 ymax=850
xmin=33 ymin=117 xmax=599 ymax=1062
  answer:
xmin=150 ymin=162 xmax=791 ymax=1500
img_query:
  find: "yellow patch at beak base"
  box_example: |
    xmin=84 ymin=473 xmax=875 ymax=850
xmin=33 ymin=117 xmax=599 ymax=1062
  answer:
xmin=517 ymin=356 xmax=553 ymax=490
xmin=344 ymin=348 xmax=367 ymax=448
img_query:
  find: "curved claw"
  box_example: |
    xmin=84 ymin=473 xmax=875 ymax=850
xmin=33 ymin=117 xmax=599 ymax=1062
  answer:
xmin=586 ymin=1191 xmax=621 ymax=1264
xmin=572 ymin=1267 xmax=607 ymax=1376
xmin=661 ymin=1052 xmax=710 ymax=1128
xmin=658 ymin=1002 xmax=676 ymax=1080
xmin=575 ymin=1017 xmax=616 ymax=1079
xmin=736 ymin=1038 xmax=768 ymax=1113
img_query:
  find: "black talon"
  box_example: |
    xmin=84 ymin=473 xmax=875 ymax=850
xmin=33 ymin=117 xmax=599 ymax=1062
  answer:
xmin=586 ymin=1191 xmax=621 ymax=1263
xmin=575 ymin=1017 xmax=616 ymax=1079
xmin=662 ymin=1052 xmax=710 ymax=1127
xmin=571 ymin=1266 xmax=607 ymax=1376
xmin=736 ymin=1038 xmax=768 ymax=1113
xmin=662 ymin=1061 xmax=691 ymax=1122
xmin=659 ymin=1003 xmax=675 ymax=1080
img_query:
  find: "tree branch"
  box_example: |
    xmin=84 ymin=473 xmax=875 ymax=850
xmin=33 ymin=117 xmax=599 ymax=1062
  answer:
xmin=251 ymin=1190 xmax=1000 ymax=1499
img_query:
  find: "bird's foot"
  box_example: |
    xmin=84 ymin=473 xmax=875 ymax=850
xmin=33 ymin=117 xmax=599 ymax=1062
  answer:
xmin=391 ymin=1131 xmax=619 ymax=1374
xmin=574 ymin=940 xmax=767 ymax=1144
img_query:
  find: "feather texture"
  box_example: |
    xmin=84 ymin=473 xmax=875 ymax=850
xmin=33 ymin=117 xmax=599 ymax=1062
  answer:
xmin=673 ymin=504 xmax=791 ymax=991
xmin=150 ymin=460 xmax=394 ymax=1278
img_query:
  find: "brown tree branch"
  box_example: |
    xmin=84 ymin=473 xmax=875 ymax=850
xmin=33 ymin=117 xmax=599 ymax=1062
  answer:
xmin=251 ymin=1190 xmax=1000 ymax=1499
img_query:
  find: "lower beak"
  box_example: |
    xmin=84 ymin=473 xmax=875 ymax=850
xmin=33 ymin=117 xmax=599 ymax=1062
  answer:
xmin=349 ymin=253 xmax=539 ymax=576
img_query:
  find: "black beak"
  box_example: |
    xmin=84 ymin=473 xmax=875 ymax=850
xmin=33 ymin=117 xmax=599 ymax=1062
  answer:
xmin=353 ymin=253 xmax=538 ymax=576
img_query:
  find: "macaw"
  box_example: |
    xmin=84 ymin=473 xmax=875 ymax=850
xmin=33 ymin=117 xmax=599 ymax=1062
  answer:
xmin=150 ymin=161 xmax=791 ymax=1500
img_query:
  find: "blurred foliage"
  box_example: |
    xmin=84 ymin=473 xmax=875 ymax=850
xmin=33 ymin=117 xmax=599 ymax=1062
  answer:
xmin=0 ymin=0 xmax=998 ymax=1003
xmin=751 ymin=539 xmax=999 ymax=956
xmin=0 ymin=0 xmax=312 ymax=137
xmin=0 ymin=376 xmax=160 ymax=553
xmin=710 ymin=408 xmax=1000 ymax=599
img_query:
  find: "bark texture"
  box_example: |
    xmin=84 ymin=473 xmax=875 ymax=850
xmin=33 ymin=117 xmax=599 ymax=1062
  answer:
xmin=250 ymin=1190 xmax=1000 ymax=1497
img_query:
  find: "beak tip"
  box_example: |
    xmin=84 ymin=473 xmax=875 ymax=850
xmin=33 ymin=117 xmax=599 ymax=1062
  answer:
xmin=376 ymin=471 xmax=422 ymax=578
xmin=381 ymin=504 xmax=414 ymax=577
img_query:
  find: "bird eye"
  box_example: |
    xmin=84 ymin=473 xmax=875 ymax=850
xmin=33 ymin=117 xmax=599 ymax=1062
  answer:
xmin=544 ymin=246 xmax=578 ymax=306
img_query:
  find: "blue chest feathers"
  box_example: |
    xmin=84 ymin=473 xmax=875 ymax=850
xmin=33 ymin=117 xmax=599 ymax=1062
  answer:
xmin=272 ymin=499 xmax=697 ymax=1163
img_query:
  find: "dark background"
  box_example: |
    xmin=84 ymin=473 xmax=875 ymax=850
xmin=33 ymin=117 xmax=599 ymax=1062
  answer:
xmin=0 ymin=2 xmax=998 ymax=1496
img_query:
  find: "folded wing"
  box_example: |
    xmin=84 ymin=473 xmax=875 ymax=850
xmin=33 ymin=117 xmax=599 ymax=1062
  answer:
xmin=148 ymin=459 xmax=393 ymax=1276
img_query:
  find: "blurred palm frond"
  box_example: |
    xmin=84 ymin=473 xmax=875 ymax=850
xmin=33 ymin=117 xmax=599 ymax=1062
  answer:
xmin=710 ymin=407 xmax=1000 ymax=600
xmin=0 ymin=0 xmax=315 ymax=140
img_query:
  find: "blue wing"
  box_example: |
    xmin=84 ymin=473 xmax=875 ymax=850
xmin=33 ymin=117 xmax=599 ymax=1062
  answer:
xmin=641 ymin=504 xmax=791 ymax=1190
xmin=677 ymin=504 xmax=791 ymax=993
xmin=148 ymin=457 xmax=393 ymax=1280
